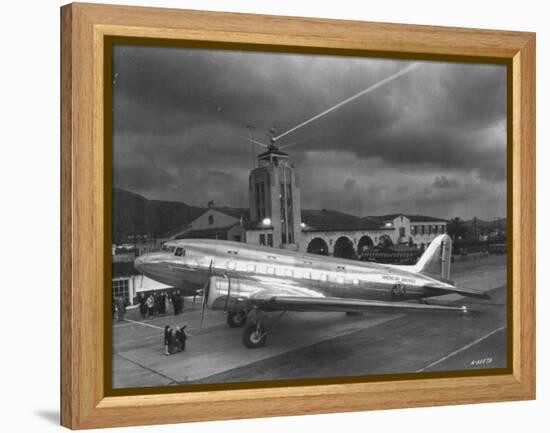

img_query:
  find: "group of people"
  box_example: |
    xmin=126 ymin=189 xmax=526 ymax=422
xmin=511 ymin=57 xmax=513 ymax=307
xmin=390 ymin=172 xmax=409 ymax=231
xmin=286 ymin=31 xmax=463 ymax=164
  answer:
xmin=112 ymin=295 xmax=128 ymax=322
xmin=135 ymin=290 xmax=185 ymax=318
xmin=164 ymin=325 xmax=187 ymax=355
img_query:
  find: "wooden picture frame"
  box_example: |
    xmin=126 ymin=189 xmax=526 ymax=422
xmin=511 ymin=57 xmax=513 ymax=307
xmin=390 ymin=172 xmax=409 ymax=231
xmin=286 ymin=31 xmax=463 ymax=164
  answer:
xmin=60 ymin=2 xmax=535 ymax=429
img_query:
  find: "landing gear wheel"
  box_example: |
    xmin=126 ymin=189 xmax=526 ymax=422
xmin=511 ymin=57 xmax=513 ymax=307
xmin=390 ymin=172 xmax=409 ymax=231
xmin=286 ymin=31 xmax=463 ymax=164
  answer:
xmin=243 ymin=323 xmax=267 ymax=349
xmin=227 ymin=311 xmax=247 ymax=328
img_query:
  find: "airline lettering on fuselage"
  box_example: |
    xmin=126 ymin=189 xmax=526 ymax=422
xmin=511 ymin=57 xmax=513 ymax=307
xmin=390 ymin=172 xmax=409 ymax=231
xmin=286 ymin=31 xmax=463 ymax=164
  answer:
xmin=382 ymin=275 xmax=416 ymax=285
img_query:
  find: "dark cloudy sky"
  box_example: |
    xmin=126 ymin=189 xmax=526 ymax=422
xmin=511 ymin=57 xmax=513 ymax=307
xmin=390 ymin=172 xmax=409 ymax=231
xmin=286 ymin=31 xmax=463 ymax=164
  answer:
xmin=112 ymin=45 xmax=507 ymax=220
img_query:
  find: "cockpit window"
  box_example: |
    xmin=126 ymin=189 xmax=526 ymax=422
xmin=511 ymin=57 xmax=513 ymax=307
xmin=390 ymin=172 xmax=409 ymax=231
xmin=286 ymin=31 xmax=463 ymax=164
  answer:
xmin=161 ymin=244 xmax=176 ymax=253
xmin=174 ymin=247 xmax=186 ymax=257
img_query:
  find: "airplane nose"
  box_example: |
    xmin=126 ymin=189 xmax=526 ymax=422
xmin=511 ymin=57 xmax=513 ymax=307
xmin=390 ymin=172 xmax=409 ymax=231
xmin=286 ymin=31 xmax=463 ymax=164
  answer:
xmin=134 ymin=254 xmax=147 ymax=273
xmin=134 ymin=252 xmax=167 ymax=274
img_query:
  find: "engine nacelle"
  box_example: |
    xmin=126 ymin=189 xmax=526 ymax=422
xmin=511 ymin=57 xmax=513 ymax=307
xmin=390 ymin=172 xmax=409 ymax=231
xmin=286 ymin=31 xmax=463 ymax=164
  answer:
xmin=207 ymin=276 xmax=238 ymax=310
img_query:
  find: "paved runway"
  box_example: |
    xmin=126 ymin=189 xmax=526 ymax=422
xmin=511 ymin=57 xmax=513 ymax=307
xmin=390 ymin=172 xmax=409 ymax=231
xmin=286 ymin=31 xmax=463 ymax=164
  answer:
xmin=112 ymin=255 xmax=507 ymax=389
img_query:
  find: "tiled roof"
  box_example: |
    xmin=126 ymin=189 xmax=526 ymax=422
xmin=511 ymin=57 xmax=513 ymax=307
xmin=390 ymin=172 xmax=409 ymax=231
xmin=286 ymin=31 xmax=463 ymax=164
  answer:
xmin=369 ymin=214 xmax=448 ymax=223
xmin=212 ymin=207 xmax=250 ymax=220
xmin=301 ymin=209 xmax=389 ymax=232
xmin=159 ymin=207 xmax=249 ymax=238
xmin=174 ymin=224 xmax=239 ymax=239
xmin=162 ymin=207 xmax=447 ymax=237
xmin=407 ymin=215 xmax=448 ymax=223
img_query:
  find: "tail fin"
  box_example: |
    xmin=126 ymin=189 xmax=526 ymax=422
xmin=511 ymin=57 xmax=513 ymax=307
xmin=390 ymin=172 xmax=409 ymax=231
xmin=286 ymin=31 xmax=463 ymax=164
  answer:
xmin=413 ymin=234 xmax=452 ymax=281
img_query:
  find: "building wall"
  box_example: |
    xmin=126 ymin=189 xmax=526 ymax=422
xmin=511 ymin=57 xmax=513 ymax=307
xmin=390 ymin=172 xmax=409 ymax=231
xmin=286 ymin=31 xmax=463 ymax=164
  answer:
xmin=227 ymin=224 xmax=244 ymax=242
xmin=245 ymin=229 xmax=276 ymax=247
xmin=301 ymin=230 xmax=393 ymax=255
xmin=299 ymin=218 xmax=447 ymax=256
xmin=185 ymin=209 xmax=240 ymax=232
xmin=409 ymin=221 xmax=447 ymax=247
xmin=389 ymin=215 xmax=410 ymax=244
xmin=288 ymin=167 xmax=302 ymax=247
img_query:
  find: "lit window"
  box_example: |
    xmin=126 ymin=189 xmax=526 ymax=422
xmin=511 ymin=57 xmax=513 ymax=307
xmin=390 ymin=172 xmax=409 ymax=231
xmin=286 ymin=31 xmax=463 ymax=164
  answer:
xmin=336 ymin=275 xmax=345 ymax=284
xmin=226 ymin=261 xmax=236 ymax=270
xmin=285 ymin=268 xmax=293 ymax=277
xmin=266 ymin=266 xmax=275 ymax=275
xmin=246 ymin=264 xmax=256 ymax=272
xmin=352 ymin=279 xmax=360 ymax=285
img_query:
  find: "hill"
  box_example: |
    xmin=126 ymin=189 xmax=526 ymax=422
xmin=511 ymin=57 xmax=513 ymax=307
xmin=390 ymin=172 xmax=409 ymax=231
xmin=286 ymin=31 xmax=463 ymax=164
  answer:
xmin=112 ymin=188 xmax=205 ymax=243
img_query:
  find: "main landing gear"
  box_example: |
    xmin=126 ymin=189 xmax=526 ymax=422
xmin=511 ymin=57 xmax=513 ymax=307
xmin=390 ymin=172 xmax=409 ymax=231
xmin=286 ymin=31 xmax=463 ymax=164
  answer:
xmin=226 ymin=310 xmax=247 ymax=328
xmin=243 ymin=322 xmax=267 ymax=349
xmin=232 ymin=309 xmax=286 ymax=349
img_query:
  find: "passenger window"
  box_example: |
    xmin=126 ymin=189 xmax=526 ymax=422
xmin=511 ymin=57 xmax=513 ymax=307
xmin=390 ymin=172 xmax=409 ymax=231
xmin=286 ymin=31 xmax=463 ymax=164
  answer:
xmin=226 ymin=261 xmax=236 ymax=270
xmin=285 ymin=268 xmax=293 ymax=277
xmin=174 ymin=248 xmax=185 ymax=257
xmin=336 ymin=275 xmax=345 ymax=284
xmin=266 ymin=266 xmax=275 ymax=275
xmin=352 ymin=279 xmax=360 ymax=285
xmin=247 ymin=264 xmax=256 ymax=272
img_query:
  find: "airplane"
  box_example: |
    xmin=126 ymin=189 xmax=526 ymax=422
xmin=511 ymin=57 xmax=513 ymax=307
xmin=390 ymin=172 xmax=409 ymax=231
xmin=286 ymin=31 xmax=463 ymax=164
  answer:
xmin=134 ymin=234 xmax=490 ymax=349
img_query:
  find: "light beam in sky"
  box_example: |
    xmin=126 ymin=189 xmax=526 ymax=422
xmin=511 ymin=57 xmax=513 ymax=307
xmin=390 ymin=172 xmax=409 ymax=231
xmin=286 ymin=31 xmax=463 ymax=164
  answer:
xmin=273 ymin=62 xmax=421 ymax=142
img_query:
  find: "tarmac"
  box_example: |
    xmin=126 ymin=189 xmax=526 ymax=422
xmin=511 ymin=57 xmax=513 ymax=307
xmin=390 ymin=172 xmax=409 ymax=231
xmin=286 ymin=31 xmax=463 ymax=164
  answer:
xmin=112 ymin=254 xmax=507 ymax=389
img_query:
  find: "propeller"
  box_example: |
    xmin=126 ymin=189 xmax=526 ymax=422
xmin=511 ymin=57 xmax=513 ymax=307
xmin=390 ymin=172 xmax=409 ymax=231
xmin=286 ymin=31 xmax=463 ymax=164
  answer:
xmin=199 ymin=260 xmax=214 ymax=328
xmin=223 ymin=275 xmax=232 ymax=312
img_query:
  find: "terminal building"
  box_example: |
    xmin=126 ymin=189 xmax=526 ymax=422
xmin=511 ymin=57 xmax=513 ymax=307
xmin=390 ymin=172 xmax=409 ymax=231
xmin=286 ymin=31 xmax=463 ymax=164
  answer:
xmin=160 ymin=145 xmax=448 ymax=258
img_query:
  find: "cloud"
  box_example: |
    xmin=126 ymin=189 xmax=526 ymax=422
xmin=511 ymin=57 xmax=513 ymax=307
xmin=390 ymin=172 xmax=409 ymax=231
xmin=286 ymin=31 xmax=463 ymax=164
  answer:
xmin=112 ymin=45 xmax=507 ymax=219
xmin=433 ymin=176 xmax=459 ymax=188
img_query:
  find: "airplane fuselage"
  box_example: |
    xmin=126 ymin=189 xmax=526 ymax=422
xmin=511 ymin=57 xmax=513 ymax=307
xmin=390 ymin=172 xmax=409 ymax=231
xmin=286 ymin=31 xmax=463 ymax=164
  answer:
xmin=135 ymin=239 xmax=454 ymax=310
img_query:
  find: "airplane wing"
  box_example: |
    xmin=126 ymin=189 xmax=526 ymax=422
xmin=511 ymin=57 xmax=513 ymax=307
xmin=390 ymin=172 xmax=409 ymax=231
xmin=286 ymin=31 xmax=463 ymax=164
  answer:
xmin=215 ymin=276 xmax=477 ymax=315
xmin=228 ymin=278 xmax=471 ymax=314
xmin=251 ymin=295 xmax=469 ymax=314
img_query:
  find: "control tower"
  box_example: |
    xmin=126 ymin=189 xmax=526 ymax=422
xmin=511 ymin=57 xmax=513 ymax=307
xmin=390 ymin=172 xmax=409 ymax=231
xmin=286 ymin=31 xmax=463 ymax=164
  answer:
xmin=248 ymin=143 xmax=302 ymax=250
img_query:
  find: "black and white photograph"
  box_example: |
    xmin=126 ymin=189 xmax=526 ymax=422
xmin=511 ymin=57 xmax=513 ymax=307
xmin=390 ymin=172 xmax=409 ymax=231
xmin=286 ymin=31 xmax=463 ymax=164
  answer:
xmin=110 ymin=44 xmax=508 ymax=389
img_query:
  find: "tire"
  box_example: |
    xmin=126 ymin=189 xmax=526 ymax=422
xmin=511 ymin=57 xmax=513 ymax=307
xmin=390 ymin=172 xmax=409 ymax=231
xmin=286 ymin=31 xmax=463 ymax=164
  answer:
xmin=243 ymin=323 xmax=267 ymax=349
xmin=227 ymin=311 xmax=247 ymax=328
